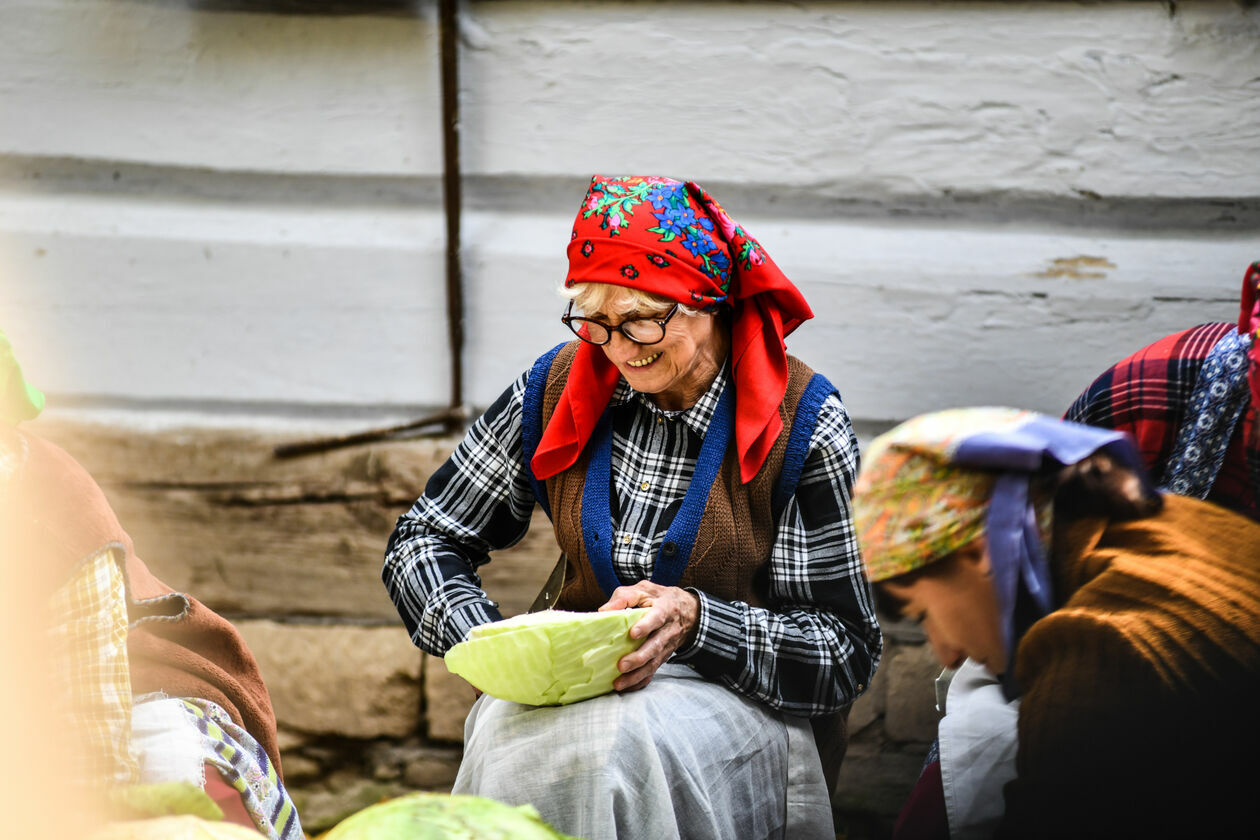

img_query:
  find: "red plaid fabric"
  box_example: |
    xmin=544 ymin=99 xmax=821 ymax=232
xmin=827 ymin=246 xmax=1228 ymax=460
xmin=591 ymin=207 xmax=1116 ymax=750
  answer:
xmin=1065 ymin=321 xmax=1260 ymax=522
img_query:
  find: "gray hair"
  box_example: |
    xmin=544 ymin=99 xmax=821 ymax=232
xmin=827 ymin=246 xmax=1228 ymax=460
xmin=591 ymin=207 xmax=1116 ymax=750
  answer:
xmin=558 ymin=282 xmax=702 ymax=319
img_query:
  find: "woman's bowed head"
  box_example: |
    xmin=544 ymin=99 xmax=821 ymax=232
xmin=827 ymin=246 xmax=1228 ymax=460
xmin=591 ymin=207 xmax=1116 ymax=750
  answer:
xmin=852 ymin=407 xmax=1161 ymax=681
xmin=854 ymin=408 xmax=1260 ymax=837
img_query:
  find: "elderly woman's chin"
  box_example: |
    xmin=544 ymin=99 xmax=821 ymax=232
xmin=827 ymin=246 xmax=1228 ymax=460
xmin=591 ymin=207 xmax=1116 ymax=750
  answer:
xmin=605 ymin=342 xmax=680 ymax=389
xmin=613 ymin=332 xmax=724 ymax=409
xmin=619 ymin=364 xmax=675 ymax=403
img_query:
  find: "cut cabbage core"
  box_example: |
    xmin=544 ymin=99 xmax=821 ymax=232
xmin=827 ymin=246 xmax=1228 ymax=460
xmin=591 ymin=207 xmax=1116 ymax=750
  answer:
xmin=444 ymin=608 xmax=649 ymax=706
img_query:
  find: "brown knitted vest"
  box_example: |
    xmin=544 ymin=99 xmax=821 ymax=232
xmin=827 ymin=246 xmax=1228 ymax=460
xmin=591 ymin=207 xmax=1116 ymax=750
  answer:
xmin=539 ymin=341 xmax=820 ymax=611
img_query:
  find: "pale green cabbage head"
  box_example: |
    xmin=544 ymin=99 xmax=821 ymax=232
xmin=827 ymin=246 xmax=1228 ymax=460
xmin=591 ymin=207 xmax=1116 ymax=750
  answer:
xmin=89 ymin=814 xmax=266 ymax=840
xmin=324 ymin=792 xmax=581 ymax=840
xmin=108 ymin=781 xmax=224 ymax=822
xmin=444 ymin=608 xmax=648 ymax=705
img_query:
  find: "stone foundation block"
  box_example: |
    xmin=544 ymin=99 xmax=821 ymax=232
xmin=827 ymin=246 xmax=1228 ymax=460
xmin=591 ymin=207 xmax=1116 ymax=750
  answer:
xmin=237 ymin=620 xmax=422 ymax=738
xmin=883 ymin=643 xmax=942 ymax=744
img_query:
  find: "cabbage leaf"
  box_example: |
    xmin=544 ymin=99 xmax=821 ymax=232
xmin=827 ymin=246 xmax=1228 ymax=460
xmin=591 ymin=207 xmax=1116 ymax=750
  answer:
xmin=444 ymin=608 xmax=649 ymax=705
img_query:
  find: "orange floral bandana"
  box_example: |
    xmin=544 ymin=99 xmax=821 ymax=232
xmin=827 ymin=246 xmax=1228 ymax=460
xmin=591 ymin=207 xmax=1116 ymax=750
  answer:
xmin=854 ymin=408 xmax=1029 ymax=582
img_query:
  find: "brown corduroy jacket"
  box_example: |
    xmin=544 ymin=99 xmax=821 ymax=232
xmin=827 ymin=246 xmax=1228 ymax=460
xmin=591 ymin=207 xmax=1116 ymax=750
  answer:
xmin=1 ymin=427 xmax=283 ymax=778
xmin=999 ymin=494 xmax=1260 ymax=838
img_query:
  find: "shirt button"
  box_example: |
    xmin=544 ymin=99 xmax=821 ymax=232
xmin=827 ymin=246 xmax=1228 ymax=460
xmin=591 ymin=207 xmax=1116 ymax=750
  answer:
xmin=857 ymin=683 xmax=865 ymax=692
xmin=640 ymin=480 xmax=650 ymax=490
xmin=656 ymin=416 xmax=663 ymax=424
xmin=622 ymin=534 xmax=631 ymax=545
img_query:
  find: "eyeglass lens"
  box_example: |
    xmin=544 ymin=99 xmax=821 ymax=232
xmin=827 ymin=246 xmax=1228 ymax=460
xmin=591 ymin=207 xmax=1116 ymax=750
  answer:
xmin=576 ymin=317 xmax=666 ymax=345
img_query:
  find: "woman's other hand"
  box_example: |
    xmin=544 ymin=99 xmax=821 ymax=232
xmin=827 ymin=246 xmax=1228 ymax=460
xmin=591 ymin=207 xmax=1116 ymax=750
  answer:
xmin=599 ymin=581 xmax=699 ymax=692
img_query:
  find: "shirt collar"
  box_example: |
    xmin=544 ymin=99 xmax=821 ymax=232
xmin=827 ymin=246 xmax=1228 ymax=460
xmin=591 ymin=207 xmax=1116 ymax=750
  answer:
xmin=610 ymin=362 xmax=730 ymax=438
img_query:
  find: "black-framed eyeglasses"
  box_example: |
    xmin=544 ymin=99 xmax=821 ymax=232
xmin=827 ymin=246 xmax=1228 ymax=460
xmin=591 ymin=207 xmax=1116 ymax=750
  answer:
xmin=561 ymin=301 xmax=681 ymax=346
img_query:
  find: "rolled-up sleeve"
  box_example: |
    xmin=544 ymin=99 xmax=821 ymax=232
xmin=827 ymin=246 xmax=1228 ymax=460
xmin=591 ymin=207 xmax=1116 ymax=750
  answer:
xmin=382 ymin=372 xmax=536 ymax=655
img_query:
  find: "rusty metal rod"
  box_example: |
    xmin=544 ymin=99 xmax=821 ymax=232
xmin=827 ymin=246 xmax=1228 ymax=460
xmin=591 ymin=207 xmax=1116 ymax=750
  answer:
xmin=273 ymin=0 xmax=469 ymax=460
xmin=272 ymin=406 xmax=469 ymax=459
xmin=439 ymin=0 xmax=465 ymax=426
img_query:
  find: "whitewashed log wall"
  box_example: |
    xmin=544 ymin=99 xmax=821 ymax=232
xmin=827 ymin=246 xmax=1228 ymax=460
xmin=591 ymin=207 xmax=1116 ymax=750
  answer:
xmin=2 ymin=0 xmax=1257 ymax=430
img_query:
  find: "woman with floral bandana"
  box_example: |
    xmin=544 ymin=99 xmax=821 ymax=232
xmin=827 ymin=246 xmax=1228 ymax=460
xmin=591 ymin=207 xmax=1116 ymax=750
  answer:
xmin=898 ymin=261 xmax=1260 ymax=840
xmin=383 ymin=175 xmax=881 ymax=840
xmin=853 ymin=407 xmax=1260 ymax=839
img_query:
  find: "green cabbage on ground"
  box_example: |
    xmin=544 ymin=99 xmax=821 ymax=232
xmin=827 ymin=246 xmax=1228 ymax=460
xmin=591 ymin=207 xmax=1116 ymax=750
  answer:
xmin=88 ymin=814 xmax=266 ymax=839
xmin=108 ymin=781 xmax=225 ymax=822
xmin=323 ymin=792 xmax=582 ymax=840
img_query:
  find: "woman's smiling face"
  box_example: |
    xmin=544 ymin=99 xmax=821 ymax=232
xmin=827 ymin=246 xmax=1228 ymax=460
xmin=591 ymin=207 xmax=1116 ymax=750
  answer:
xmin=588 ymin=297 xmax=727 ymax=412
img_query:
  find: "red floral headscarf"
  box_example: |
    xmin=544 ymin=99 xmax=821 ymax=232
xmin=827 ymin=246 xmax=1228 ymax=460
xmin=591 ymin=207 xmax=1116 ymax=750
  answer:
xmin=531 ymin=175 xmax=814 ymax=484
xmin=1237 ymin=261 xmax=1260 ymax=410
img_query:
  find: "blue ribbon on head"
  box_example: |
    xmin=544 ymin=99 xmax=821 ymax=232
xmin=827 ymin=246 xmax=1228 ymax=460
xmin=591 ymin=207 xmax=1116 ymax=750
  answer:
xmin=951 ymin=413 xmax=1155 ymax=696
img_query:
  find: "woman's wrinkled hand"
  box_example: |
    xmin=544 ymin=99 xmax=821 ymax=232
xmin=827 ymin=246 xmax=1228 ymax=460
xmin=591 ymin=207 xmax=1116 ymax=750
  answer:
xmin=599 ymin=581 xmax=699 ymax=693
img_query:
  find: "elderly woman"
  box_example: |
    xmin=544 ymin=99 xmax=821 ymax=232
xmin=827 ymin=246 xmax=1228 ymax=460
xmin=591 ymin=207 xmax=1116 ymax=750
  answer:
xmin=898 ymin=261 xmax=1260 ymax=840
xmin=852 ymin=408 xmax=1260 ymax=839
xmin=383 ymin=175 xmax=881 ymax=840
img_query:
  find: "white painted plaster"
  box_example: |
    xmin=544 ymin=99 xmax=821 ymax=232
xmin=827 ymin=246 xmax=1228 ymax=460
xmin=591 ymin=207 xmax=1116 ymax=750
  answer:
xmin=0 ymin=0 xmax=441 ymax=175
xmin=5 ymin=195 xmax=1256 ymax=422
xmin=462 ymin=1 xmax=1260 ymax=198
xmin=0 ymin=192 xmax=449 ymax=405
xmin=2 ymin=1 xmax=1257 ymax=197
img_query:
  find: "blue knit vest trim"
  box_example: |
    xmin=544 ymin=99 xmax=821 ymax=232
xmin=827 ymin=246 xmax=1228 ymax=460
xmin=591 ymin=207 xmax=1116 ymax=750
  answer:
xmin=521 ymin=346 xmax=832 ymax=597
xmin=772 ymin=373 xmax=839 ymax=522
xmin=521 ymin=342 xmax=567 ymax=521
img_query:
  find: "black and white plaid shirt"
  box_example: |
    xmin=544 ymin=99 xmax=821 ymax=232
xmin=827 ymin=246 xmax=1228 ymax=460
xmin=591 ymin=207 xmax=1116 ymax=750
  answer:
xmin=383 ymin=363 xmax=881 ymax=716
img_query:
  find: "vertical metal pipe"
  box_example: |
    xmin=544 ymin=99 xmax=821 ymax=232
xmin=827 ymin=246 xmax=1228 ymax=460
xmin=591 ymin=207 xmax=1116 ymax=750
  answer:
xmin=438 ymin=0 xmax=464 ymax=423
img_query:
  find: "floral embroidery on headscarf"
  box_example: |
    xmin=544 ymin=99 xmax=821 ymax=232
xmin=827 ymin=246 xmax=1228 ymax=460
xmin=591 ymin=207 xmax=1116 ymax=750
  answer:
xmin=854 ymin=409 xmax=1031 ymax=581
xmin=580 ymin=176 xmax=671 ymax=237
xmin=855 ymin=447 xmax=997 ymax=584
xmin=571 ymin=176 xmax=769 ymax=296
